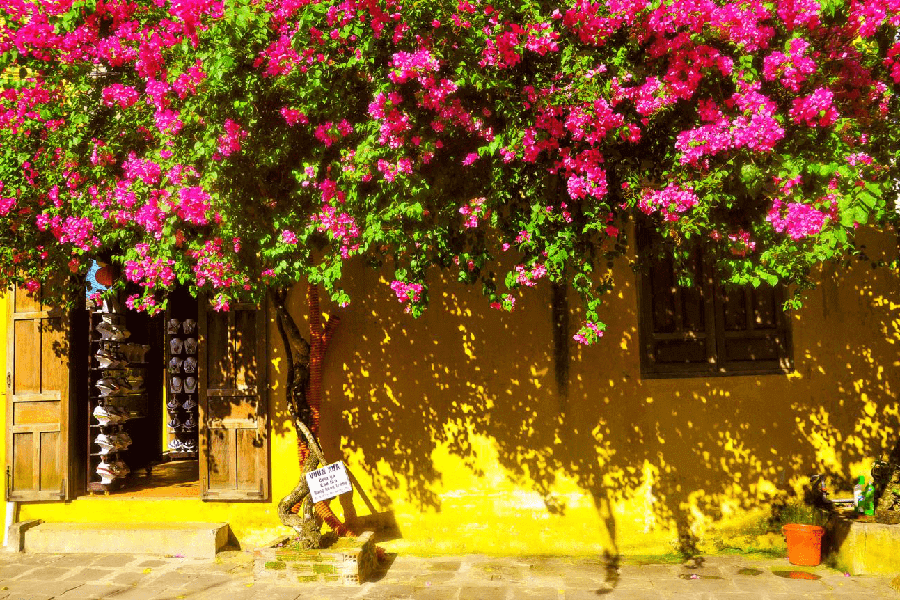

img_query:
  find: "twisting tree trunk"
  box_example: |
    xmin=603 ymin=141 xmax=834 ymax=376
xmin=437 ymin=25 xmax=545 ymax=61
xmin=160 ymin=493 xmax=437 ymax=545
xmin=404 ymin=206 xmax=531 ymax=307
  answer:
xmin=273 ymin=284 xmax=355 ymax=548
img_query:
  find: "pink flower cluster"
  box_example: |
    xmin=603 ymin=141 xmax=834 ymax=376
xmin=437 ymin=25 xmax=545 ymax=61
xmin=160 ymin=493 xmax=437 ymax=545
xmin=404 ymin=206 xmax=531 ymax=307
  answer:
xmin=125 ymin=243 xmax=175 ymax=289
xmin=617 ymin=77 xmax=678 ymax=116
xmin=101 ymin=84 xmax=139 ymax=109
xmin=767 ymin=198 xmax=828 ymax=239
xmin=847 ymin=152 xmax=874 ymax=166
xmin=885 ymin=41 xmax=900 ymax=83
xmin=489 ymin=293 xmax=516 ymax=311
xmin=280 ymin=107 xmax=309 ymax=126
xmin=190 ymin=238 xmax=246 ymax=290
xmin=314 ymin=119 xmax=353 ymax=147
xmin=560 ymin=148 xmax=609 ymax=202
xmin=777 ymin=0 xmax=822 ymax=31
xmin=368 ymin=92 xmax=410 ymax=149
xmin=125 ymin=294 xmax=159 ymax=313
xmin=173 ymin=60 xmax=207 ymax=98
xmin=390 ymin=280 xmax=423 ymax=304
xmin=310 ymin=203 xmax=360 ymax=258
xmin=58 ymin=216 xmax=101 ymax=251
xmin=389 ymin=49 xmax=440 ymax=83
xmin=459 ymin=197 xmax=487 ymax=228
xmin=215 ymin=119 xmax=247 ymax=159
xmin=721 ymin=230 xmax=757 ymax=256
xmin=638 ymin=185 xmax=700 ymax=221
xmin=0 ymin=80 xmax=55 ymax=134
xmin=573 ymin=321 xmax=604 ymax=345
xmin=763 ymin=37 xmax=817 ymax=92
xmin=480 ymin=22 xmax=560 ymax=69
xmin=676 ymin=83 xmax=785 ymax=166
xmin=789 ymin=87 xmax=838 ymax=127
xmin=514 ymin=263 xmax=548 ymax=287
xmin=0 ymin=182 xmax=16 ymax=216
xmin=176 ymin=186 xmax=211 ymax=224
xmin=122 ymin=153 xmax=162 ymax=185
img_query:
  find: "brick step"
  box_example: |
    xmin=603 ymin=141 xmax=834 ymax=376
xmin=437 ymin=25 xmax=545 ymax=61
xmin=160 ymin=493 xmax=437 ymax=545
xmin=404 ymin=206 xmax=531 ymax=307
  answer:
xmin=253 ymin=531 xmax=376 ymax=585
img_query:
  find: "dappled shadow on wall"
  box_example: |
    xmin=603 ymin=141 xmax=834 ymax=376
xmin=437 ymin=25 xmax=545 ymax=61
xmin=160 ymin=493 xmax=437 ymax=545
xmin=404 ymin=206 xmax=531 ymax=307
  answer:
xmin=307 ymin=243 xmax=900 ymax=553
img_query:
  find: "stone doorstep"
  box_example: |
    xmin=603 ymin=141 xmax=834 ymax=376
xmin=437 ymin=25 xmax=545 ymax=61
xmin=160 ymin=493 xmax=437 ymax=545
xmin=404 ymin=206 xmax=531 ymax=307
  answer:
xmin=254 ymin=531 xmax=376 ymax=586
xmin=19 ymin=522 xmax=230 ymax=559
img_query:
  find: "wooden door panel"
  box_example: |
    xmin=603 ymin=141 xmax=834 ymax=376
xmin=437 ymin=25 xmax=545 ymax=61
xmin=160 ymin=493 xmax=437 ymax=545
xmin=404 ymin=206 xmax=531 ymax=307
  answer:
xmin=41 ymin=318 xmax=66 ymax=392
xmin=206 ymin=312 xmax=232 ymax=389
xmin=13 ymin=320 xmax=40 ymax=394
xmin=206 ymin=428 xmax=233 ymax=489
xmin=14 ymin=288 xmax=40 ymax=313
xmin=235 ymin=428 xmax=264 ymax=491
xmin=6 ymin=286 xmax=71 ymax=501
xmin=38 ymin=430 xmax=62 ymax=491
xmin=13 ymin=400 xmax=61 ymax=425
xmin=233 ymin=310 xmax=257 ymax=391
xmin=12 ymin=432 xmax=34 ymax=491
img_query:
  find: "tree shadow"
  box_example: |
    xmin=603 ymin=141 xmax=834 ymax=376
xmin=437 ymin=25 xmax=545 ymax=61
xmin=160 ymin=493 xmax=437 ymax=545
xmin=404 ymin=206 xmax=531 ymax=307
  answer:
xmin=267 ymin=229 xmax=900 ymax=588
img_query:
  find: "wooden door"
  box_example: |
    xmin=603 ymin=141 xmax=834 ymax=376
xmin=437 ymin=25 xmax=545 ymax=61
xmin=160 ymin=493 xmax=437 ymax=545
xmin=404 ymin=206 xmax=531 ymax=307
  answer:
xmin=6 ymin=285 xmax=72 ymax=500
xmin=199 ymin=300 xmax=269 ymax=500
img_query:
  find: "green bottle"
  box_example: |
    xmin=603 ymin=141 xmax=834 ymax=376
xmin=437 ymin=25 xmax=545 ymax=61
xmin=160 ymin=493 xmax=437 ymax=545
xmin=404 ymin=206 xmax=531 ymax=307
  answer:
xmin=854 ymin=476 xmax=865 ymax=514
xmin=863 ymin=481 xmax=876 ymax=516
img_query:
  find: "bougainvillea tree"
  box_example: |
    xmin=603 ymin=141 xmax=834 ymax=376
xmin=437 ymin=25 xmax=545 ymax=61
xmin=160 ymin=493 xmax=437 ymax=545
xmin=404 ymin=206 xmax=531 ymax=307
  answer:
xmin=2 ymin=0 xmax=899 ymax=544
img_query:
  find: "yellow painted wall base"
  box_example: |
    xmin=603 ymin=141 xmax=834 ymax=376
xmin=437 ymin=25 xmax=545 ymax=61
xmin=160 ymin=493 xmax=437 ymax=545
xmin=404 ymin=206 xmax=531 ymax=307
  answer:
xmin=8 ymin=229 xmax=900 ymax=556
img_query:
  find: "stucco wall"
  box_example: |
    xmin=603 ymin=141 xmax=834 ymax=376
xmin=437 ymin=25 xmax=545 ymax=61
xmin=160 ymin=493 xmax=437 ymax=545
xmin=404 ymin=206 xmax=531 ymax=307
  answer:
xmin=11 ymin=228 xmax=900 ymax=555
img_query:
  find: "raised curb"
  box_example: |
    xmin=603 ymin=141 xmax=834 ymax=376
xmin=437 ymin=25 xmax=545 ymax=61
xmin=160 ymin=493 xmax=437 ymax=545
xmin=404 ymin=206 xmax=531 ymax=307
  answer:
xmin=828 ymin=516 xmax=900 ymax=575
xmin=5 ymin=519 xmax=42 ymax=553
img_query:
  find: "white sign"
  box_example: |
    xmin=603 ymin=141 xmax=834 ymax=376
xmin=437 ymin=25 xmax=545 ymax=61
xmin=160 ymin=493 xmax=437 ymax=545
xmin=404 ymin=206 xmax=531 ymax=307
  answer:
xmin=305 ymin=461 xmax=353 ymax=503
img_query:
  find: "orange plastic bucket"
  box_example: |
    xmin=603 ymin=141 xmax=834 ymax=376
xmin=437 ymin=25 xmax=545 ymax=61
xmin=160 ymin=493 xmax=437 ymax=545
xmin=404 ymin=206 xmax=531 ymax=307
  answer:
xmin=782 ymin=524 xmax=825 ymax=566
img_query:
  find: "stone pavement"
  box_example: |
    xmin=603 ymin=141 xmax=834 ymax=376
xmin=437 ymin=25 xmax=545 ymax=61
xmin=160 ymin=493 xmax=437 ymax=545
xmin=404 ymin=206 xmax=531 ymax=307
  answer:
xmin=0 ymin=550 xmax=897 ymax=600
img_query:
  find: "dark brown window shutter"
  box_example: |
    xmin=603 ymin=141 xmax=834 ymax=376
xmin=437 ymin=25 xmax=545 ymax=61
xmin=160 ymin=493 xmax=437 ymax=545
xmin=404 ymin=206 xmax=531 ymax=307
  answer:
xmin=6 ymin=285 xmax=73 ymax=500
xmin=716 ymin=284 xmax=792 ymax=372
xmin=639 ymin=246 xmax=716 ymax=376
xmin=199 ymin=299 xmax=269 ymax=501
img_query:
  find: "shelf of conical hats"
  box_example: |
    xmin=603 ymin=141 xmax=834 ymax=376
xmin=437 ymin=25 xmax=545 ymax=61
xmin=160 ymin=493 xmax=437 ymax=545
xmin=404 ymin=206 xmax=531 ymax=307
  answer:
xmin=87 ymin=307 xmax=150 ymax=495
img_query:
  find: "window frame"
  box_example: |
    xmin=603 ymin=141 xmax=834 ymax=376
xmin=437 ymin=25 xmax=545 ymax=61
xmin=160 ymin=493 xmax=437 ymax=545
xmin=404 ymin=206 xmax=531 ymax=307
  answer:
xmin=636 ymin=234 xmax=794 ymax=379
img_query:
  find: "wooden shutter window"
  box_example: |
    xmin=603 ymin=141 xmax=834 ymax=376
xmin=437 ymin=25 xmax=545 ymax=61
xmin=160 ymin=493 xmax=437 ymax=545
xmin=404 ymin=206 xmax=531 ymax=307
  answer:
xmin=639 ymin=246 xmax=717 ymax=376
xmin=716 ymin=284 xmax=792 ymax=372
xmin=637 ymin=229 xmax=793 ymax=378
xmin=199 ymin=300 xmax=269 ymax=501
xmin=6 ymin=285 xmax=72 ymax=501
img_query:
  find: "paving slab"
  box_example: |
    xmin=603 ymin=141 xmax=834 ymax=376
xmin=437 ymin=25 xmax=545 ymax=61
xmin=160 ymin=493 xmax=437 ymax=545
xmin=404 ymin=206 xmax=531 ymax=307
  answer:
xmin=404 ymin=588 xmax=460 ymax=600
xmin=89 ymin=555 xmax=140 ymax=568
xmin=111 ymin=571 xmax=153 ymax=586
xmin=55 ymin=583 xmax=131 ymax=599
xmin=65 ymin=568 xmax=115 ymax=582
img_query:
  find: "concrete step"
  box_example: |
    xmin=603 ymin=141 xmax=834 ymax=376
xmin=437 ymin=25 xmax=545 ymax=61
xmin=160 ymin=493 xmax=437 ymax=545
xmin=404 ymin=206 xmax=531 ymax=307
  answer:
xmin=21 ymin=522 xmax=230 ymax=559
xmin=827 ymin=515 xmax=900 ymax=575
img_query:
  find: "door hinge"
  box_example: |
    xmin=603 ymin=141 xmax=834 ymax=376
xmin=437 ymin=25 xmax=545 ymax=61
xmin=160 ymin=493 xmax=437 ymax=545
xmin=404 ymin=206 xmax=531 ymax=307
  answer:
xmin=6 ymin=467 xmax=11 ymax=500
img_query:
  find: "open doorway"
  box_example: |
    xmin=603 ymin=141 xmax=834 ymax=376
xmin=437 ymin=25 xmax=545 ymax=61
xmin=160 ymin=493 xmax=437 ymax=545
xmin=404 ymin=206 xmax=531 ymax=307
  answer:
xmin=85 ymin=269 xmax=200 ymax=497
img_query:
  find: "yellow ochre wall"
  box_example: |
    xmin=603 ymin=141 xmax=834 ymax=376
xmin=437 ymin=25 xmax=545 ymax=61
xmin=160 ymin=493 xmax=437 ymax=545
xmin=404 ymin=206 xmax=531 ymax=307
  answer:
xmin=8 ymin=228 xmax=900 ymax=556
